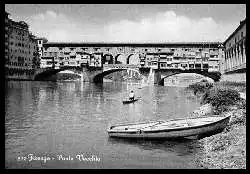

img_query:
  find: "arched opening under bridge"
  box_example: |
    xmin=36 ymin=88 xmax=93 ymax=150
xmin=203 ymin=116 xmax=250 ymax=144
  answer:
xmin=93 ymin=68 xmax=143 ymax=83
xmin=159 ymin=73 xmax=216 ymax=86
xmin=34 ymin=67 xmax=83 ymax=81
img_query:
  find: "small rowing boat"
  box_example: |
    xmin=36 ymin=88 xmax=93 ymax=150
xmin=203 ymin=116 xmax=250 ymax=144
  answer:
xmin=107 ymin=115 xmax=230 ymax=139
xmin=122 ymin=98 xmax=140 ymax=104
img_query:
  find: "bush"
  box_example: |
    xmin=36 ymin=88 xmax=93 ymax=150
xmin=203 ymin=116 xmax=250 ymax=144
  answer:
xmin=187 ymin=80 xmax=213 ymax=95
xmin=238 ymin=99 xmax=246 ymax=109
xmin=201 ymin=86 xmax=241 ymax=114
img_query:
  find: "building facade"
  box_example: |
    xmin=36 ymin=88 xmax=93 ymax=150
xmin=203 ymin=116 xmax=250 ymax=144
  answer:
xmin=5 ymin=11 xmax=39 ymax=80
xmin=5 ymin=12 xmax=9 ymax=66
xmin=40 ymin=42 xmax=224 ymax=73
xmin=221 ymin=19 xmax=246 ymax=82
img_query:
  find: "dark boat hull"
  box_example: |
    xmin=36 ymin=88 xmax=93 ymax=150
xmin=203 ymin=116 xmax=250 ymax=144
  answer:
xmin=122 ymin=99 xmax=138 ymax=104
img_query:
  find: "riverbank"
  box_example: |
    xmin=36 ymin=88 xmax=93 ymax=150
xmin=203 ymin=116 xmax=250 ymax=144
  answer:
xmin=188 ymin=81 xmax=246 ymax=169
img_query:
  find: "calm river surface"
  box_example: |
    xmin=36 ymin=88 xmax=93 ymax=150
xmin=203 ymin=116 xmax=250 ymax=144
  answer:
xmin=5 ymin=80 xmax=203 ymax=169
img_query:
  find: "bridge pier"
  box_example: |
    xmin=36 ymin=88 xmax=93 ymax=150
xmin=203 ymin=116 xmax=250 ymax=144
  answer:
xmin=139 ymin=68 xmax=162 ymax=85
xmin=81 ymin=67 xmax=103 ymax=83
xmin=153 ymin=69 xmax=162 ymax=84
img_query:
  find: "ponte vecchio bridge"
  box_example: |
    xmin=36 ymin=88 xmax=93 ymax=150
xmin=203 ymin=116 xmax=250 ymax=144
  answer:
xmin=34 ymin=42 xmax=223 ymax=84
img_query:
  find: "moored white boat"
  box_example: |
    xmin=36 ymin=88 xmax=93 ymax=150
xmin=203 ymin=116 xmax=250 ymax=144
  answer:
xmin=107 ymin=116 xmax=230 ymax=139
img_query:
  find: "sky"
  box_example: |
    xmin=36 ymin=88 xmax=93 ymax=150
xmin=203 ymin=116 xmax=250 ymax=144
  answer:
xmin=5 ymin=4 xmax=246 ymax=43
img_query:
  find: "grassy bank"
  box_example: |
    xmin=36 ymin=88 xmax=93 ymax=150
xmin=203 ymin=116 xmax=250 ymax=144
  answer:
xmin=187 ymin=80 xmax=246 ymax=169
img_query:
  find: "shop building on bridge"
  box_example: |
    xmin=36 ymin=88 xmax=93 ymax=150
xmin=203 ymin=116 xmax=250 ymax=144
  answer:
xmin=39 ymin=42 xmax=224 ymax=73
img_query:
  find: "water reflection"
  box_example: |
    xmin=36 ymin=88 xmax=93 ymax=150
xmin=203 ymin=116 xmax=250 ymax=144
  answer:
xmin=107 ymin=137 xmax=202 ymax=156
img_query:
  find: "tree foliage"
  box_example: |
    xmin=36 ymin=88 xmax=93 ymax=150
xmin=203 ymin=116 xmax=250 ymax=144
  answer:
xmin=201 ymin=86 xmax=241 ymax=114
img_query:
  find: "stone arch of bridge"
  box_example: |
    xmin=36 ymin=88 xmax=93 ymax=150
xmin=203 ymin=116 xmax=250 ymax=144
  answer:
xmin=93 ymin=68 xmax=127 ymax=83
xmin=33 ymin=67 xmax=83 ymax=81
xmin=158 ymin=70 xmax=221 ymax=85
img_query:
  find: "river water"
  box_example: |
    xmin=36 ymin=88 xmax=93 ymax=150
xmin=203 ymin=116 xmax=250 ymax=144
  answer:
xmin=5 ymin=80 xmax=203 ymax=169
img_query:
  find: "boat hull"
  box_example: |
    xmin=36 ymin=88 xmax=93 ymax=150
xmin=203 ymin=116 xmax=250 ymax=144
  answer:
xmin=107 ymin=116 xmax=230 ymax=139
xmin=122 ymin=99 xmax=138 ymax=104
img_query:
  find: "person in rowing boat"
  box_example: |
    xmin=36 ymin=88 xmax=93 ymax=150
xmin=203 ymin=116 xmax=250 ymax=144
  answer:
xmin=129 ymin=90 xmax=135 ymax=101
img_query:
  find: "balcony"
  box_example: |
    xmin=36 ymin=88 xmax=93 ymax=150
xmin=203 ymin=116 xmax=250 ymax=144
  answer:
xmin=209 ymin=57 xmax=220 ymax=61
xmin=159 ymin=59 xmax=167 ymax=63
xmin=159 ymin=54 xmax=167 ymax=58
